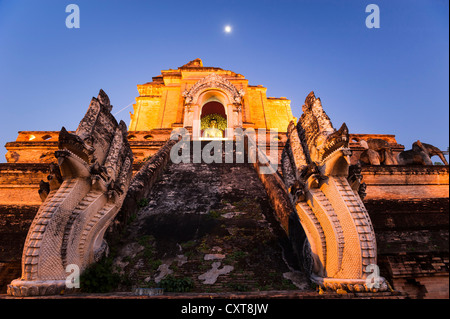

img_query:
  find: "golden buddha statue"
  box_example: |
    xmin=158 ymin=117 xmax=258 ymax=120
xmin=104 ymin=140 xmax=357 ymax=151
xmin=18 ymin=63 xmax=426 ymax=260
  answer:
xmin=203 ymin=119 xmax=223 ymax=138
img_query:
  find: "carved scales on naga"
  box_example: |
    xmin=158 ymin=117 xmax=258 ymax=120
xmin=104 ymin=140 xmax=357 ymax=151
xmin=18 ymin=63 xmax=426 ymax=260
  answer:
xmin=8 ymin=90 xmax=134 ymax=296
xmin=282 ymin=92 xmax=388 ymax=292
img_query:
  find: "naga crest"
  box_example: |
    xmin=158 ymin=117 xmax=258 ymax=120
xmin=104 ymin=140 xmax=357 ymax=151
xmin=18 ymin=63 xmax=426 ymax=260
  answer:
xmin=299 ymin=91 xmax=350 ymax=171
xmin=282 ymin=91 xmax=389 ymax=292
xmin=8 ymin=90 xmax=134 ymax=296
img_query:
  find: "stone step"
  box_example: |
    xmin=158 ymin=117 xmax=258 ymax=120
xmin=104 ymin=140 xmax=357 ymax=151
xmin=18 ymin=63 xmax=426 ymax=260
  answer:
xmin=110 ymin=152 xmax=306 ymax=294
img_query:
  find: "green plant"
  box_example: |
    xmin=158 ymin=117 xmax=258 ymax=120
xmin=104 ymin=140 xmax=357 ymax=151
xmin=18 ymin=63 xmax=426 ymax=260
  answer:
xmin=198 ymin=239 xmax=210 ymax=253
xmin=280 ymin=279 xmax=297 ymax=290
xmin=158 ymin=275 xmax=194 ymax=292
xmin=226 ymin=250 xmax=247 ymax=263
xmin=180 ymin=240 xmax=197 ymax=250
xmin=128 ymin=213 xmax=137 ymax=223
xmin=138 ymin=235 xmax=155 ymax=247
xmin=138 ymin=198 xmax=149 ymax=208
xmin=137 ymin=235 xmax=158 ymax=265
xmin=208 ymin=210 xmax=222 ymax=219
xmin=80 ymin=257 xmax=123 ymax=293
xmin=148 ymin=259 xmax=162 ymax=271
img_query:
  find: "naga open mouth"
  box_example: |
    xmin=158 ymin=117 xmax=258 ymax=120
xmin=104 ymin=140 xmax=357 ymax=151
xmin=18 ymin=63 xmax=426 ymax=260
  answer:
xmin=55 ymin=149 xmax=85 ymax=163
xmin=320 ymin=123 xmax=349 ymax=162
xmin=58 ymin=127 xmax=93 ymax=164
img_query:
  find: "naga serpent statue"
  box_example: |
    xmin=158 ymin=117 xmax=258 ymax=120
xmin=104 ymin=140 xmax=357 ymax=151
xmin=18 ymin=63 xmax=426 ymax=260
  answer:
xmin=282 ymin=91 xmax=389 ymax=292
xmin=8 ymin=90 xmax=134 ymax=296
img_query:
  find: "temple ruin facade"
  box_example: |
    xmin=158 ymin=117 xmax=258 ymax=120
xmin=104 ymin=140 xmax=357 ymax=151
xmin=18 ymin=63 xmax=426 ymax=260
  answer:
xmin=0 ymin=59 xmax=448 ymax=298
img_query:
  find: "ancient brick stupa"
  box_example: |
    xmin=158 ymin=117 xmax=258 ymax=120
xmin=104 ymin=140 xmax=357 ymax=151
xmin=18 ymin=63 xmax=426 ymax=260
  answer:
xmin=0 ymin=59 xmax=448 ymax=298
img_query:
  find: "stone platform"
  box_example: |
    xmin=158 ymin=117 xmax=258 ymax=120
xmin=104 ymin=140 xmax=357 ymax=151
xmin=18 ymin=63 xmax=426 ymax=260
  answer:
xmin=0 ymin=289 xmax=404 ymax=299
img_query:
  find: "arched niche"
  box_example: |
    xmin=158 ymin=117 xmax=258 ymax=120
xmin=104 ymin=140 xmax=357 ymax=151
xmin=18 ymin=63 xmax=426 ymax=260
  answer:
xmin=182 ymin=73 xmax=244 ymax=139
xmin=200 ymin=100 xmax=227 ymax=138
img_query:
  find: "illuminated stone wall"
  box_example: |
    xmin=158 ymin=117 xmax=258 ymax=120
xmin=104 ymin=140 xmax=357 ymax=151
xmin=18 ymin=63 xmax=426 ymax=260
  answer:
xmin=129 ymin=59 xmax=295 ymax=133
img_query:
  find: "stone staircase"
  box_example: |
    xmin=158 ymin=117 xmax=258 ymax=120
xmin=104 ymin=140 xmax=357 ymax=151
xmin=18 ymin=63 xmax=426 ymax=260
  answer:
xmin=108 ymin=141 xmax=311 ymax=293
xmin=82 ymin=141 xmax=404 ymax=298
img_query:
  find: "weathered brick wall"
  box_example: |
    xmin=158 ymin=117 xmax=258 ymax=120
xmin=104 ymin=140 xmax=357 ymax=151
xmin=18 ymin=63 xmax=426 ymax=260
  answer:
xmin=0 ymin=205 xmax=38 ymax=293
xmin=0 ymin=163 xmax=50 ymax=205
xmin=415 ymin=276 xmax=449 ymax=299
xmin=362 ymin=166 xmax=449 ymax=298
xmin=4 ymin=130 xmax=172 ymax=164
xmin=365 ymin=198 xmax=449 ymax=299
xmin=362 ymin=165 xmax=449 ymax=200
xmin=391 ymin=275 xmax=449 ymax=299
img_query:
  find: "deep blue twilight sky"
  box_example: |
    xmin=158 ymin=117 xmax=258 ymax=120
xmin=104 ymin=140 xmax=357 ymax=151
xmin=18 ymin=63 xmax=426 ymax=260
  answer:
xmin=0 ymin=0 xmax=448 ymax=163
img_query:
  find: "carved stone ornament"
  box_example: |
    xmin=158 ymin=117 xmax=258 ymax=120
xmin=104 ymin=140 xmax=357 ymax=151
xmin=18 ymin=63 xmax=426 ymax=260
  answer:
xmin=7 ymin=90 xmax=134 ymax=297
xmin=281 ymin=91 xmax=389 ymax=293
xmin=184 ymin=103 xmax=192 ymax=113
xmin=182 ymin=73 xmax=244 ymax=105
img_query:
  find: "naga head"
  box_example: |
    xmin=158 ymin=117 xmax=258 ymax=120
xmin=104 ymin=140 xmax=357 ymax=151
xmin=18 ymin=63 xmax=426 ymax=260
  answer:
xmin=55 ymin=90 xmax=126 ymax=183
xmin=298 ymin=92 xmax=351 ymax=176
xmin=55 ymin=127 xmax=93 ymax=178
xmin=300 ymin=92 xmax=349 ymax=164
xmin=57 ymin=127 xmax=94 ymax=163
xmin=310 ymin=123 xmax=350 ymax=165
xmin=315 ymin=123 xmax=351 ymax=177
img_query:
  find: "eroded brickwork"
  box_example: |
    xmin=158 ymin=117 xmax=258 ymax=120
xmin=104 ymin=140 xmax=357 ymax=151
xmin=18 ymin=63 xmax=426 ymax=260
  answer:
xmin=0 ymin=205 xmax=38 ymax=293
xmin=365 ymin=198 xmax=449 ymax=299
